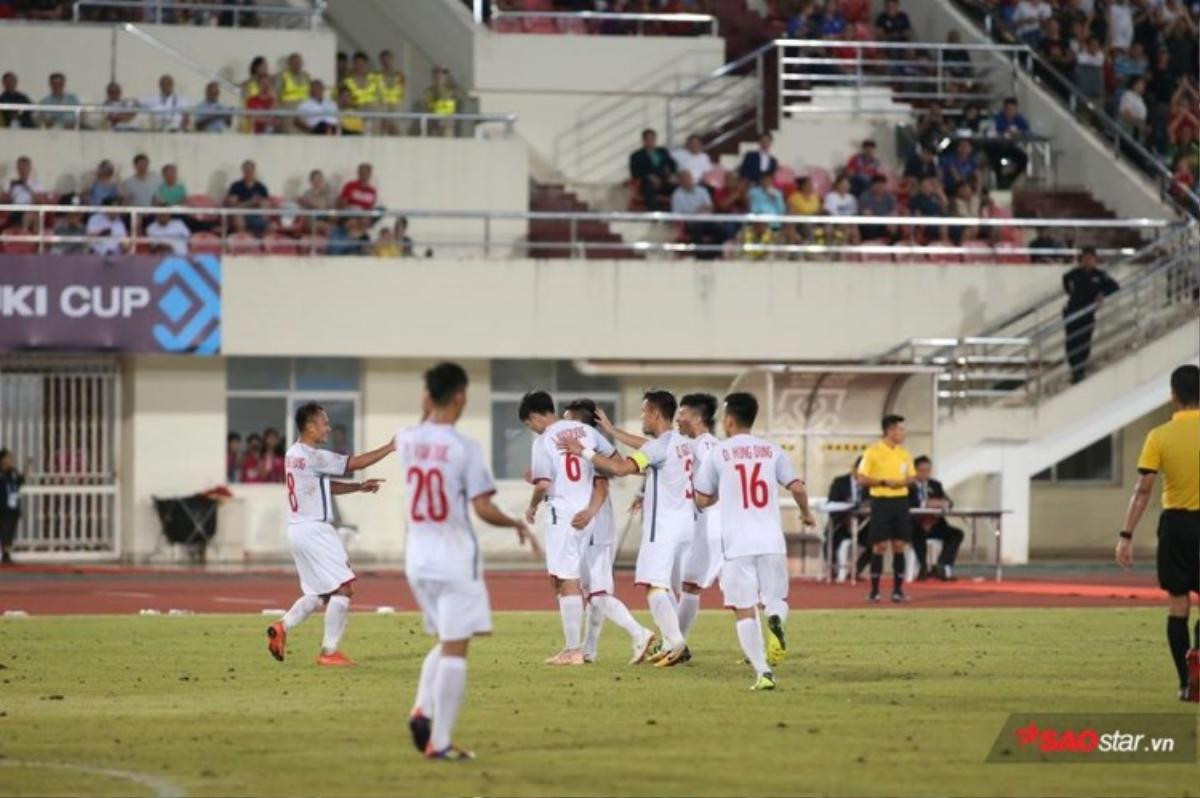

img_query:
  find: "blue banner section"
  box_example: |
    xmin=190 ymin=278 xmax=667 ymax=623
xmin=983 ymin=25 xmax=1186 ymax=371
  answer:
xmin=0 ymin=255 xmax=222 ymax=355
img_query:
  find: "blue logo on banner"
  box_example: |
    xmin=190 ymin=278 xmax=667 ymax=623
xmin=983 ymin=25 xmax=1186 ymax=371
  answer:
xmin=152 ymin=255 xmax=221 ymax=355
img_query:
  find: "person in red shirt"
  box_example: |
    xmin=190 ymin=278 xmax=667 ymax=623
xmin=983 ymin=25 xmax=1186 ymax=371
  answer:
xmin=338 ymin=163 xmax=378 ymax=211
xmin=246 ymin=81 xmax=283 ymax=135
xmin=845 ymin=139 xmax=882 ymax=196
xmin=240 ymin=433 xmax=264 ymax=483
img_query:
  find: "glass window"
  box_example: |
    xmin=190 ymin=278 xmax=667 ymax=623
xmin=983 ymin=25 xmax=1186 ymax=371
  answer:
xmin=1031 ymin=435 xmax=1118 ymax=483
xmin=489 ymin=360 xmax=620 ymax=479
xmin=294 ymin=358 xmax=360 ymax=391
xmin=227 ymin=357 xmax=290 ymax=390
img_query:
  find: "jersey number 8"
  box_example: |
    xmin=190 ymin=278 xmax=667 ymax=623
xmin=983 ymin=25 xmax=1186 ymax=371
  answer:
xmin=407 ymin=467 xmax=449 ymax=522
xmin=286 ymin=473 xmax=298 ymax=512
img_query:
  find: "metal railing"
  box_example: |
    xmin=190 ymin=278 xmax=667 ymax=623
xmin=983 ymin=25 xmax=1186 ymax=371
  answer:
xmin=487 ymin=10 xmax=718 ymax=36
xmin=72 ymin=0 xmax=325 ymax=28
xmin=0 ymin=102 xmax=518 ymax=137
xmin=878 ymin=223 xmax=1200 ymax=410
xmin=117 ymin=22 xmax=242 ymax=95
xmin=666 ymin=41 xmax=771 ymax=151
xmin=0 ymin=203 xmax=1183 ymax=260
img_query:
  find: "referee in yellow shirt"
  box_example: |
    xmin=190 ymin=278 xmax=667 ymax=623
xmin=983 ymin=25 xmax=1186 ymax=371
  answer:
xmin=857 ymin=414 xmax=917 ymax=603
xmin=1116 ymin=364 xmax=1200 ymax=701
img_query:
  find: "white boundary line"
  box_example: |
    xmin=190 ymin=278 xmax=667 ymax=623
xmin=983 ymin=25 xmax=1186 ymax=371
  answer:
xmin=0 ymin=759 xmax=187 ymax=798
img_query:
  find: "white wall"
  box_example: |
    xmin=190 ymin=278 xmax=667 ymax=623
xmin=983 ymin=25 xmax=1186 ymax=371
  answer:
xmin=222 ymin=256 xmax=1068 ymax=361
xmin=0 ymin=21 xmax=337 ymax=108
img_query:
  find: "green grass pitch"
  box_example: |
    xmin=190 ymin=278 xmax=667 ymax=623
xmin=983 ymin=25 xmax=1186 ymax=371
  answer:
xmin=1 ymin=608 xmax=1196 ymax=797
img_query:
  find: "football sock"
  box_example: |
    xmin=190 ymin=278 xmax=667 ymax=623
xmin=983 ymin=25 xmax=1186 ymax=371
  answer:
xmin=736 ymin=617 xmax=770 ymax=676
xmin=583 ymin=599 xmax=605 ymax=656
xmin=429 ymin=656 xmax=467 ymax=752
xmin=648 ymin=588 xmax=685 ymax=649
xmin=321 ymin=595 xmax=350 ymax=654
xmin=559 ymin=595 xmax=583 ymax=651
xmin=1167 ymin=616 xmax=1190 ymax=687
xmin=677 ymin=592 xmax=701 ymax=639
xmin=856 ymin=548 xmax=872 ymax=575
xmin=1193 ymin=619 xmax=1199 ymax=649
xmin=869 ymin=553 xmax=883 ymax=593
xmin=414 ymin=643 xmax=441 ymax=717
xmin=764 ymin=599 xmax=788 ymax=627
xmin=281 ymin=594 xmax=321 ymax=631
xmin=892 ymin=552 xmax=906 ymax=593
xmin=836 ymin=539 xmax=851 ymax=570
xmin=600 ymin=594 xmax=645 ymax=640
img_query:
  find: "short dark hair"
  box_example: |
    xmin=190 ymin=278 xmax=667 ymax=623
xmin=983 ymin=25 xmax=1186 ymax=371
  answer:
xmin=680 ymin=393 xmax=718 ymax=429
xmin=882 ymin=414 xmax=905 ymax=432
xmin=564 ymin=398 xmax=598 ymax=427
xmin=1080 ymin=245 xmax=1097 ymax=258
xmin=0 ymin=448 xmax=10 ymax=461
xmin=518 ymin=390 xmax=555 ymax=421
xmin=1003 ymin=96 xmax=1018 ymax=105
xmin=723 ymin=392 xmax=759 ymax=427
xmin=1171 ymin=364 xmax=1199 ymax=406
xmin=133 ymin=153 xmax=148 ymax=164
xmin=914 ymin=455 xmax=931 ymax=468
xmin=642 ymin=390 xmax=677 ymax=422
xmin=227 ymin=431 xmax=241 ymax=443
xmin=353 ymin=51 xmax=368 ymax=61
xmin=425 ymin=362 xmax=469 ymax=406
xmin=294 ymin=401 xmax=326 ymax=433
xmin=641 ymin=128 xmax=656 ymax=138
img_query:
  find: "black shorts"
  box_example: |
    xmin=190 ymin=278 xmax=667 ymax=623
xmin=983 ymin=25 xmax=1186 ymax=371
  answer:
xmin=867 ymin=497 xmax=912 ymax=544
xmin=1157 ymin=509 xmax=1200 ymax=596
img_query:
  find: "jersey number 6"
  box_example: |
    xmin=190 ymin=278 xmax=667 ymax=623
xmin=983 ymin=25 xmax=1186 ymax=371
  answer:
xmin=407 ymin=466 xmax=449 ymax=522
xmin=564 ymin=452 xmax=582 ymax=482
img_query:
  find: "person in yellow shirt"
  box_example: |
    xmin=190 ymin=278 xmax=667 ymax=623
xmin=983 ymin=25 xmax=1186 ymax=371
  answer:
xmin=422 ymin=66 xmax=461 ymax=138
xmin=787 ymin=174 xmax=821 ymax=245
xmin=857 ymin=414 xmax=917 ymax=603
xmin=337 ymin=85 xmax=364 ymax=136
xmin=1116 ymin=364 xmax=1200 ymax=702
xmin=342 ymin=51 xmax=378 ymax=132
xmin=375 ymin=49 xmax=406 ymax=136
xmin=275 ymin=52 xmax=311 ymax=109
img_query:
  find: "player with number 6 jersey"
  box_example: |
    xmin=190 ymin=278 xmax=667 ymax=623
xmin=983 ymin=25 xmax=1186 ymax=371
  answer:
xmin=676 ymin=393 xmax=722 ymax=649
xmin=397 ymin=362 xmax=535 ymax=761
xmin=266 ymin=402 xmax=394 ymax=669
xmin=693 ymin=392 xmax=817 ymax=691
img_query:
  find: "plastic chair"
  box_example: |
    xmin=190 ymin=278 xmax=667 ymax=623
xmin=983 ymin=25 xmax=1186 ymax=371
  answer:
xmin=0 ymin=232 xmax=37 ymax=254
xmin=701 ymin=167 xmax=727 ymax=190
xmin=188 ymin=231 xmax=222 ymax=255
xmin=226 ymin=232 xmax=263 ymax=255
xmin=263 ymin=232 xmax=299 ymax=256
xmin=772 ymin=165 xmax=797 ymax=192
xmin=807 ymin=166 xmax=833 ymax=197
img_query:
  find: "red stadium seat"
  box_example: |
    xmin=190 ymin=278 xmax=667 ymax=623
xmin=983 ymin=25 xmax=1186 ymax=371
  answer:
xmin=264 ymin=233 xmax=299 ymax=256
xmin=0 ymin=231 xmax=37 ymax=254
xmin=772 ymin=165 xmax=797 ymax=192
xmin=226 ymin=232 xmax=263 ymax=255
xmin=701 ymin=168 xmax=727 ymax=190
xmin=189 ymin=232 xmax=222 ymax=255
xmin=807 ymin=167 xmax=833 ymax=197
xmin=995 ymin=242 xmax=1030 ymax=265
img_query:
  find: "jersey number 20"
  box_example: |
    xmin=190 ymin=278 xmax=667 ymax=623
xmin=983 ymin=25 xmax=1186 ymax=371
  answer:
xmin=408 ymin=467 xmax=449 ymax=521
xmin=734 ymin=463 xmax=769 ymax=509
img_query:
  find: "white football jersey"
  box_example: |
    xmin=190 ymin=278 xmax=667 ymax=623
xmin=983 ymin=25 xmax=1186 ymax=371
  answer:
xmin=395 ymin=422 xmax=496 ymax=582
xmin=692 ymin=433 xmax=799 ymax=558
xmin=690 ymin=431 xmax=722 ymax=540
xmin=632 ymin=430 xmax=694 ymax=540
xmin=284 ymin=442 xmax=349 ymax=524
xmin=530 ymin=420 xmax=615 ymax=521
xmin=589 ymin=481 xmax=616 ymax=546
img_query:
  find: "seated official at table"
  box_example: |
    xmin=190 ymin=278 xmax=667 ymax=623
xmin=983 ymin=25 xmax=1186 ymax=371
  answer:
xmin=909 ymin=455 xmax=964 ymax=581
xmin=827 ymin=456 xmax=871 ymax=583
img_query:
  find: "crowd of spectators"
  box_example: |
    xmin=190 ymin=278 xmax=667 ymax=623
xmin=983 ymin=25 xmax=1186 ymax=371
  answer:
xmin=966 ymin=0 xmax=1199 ymax=202
xmin=1 ymin=0 xmax=267 ymax=26
xmin=0 ymin=153 xmax=419 ymax=257
xmin=630 ymin=125 xmax=1030 ymax=260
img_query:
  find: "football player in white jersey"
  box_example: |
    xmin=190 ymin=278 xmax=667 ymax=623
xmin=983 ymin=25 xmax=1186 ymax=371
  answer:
xmin=561 ymin=399 xmax=657 ymax=665
xmin=399 ymin=362 xmax=534 ymax=761
xmin=266 ymin=402 xmax=394 ymax=667
xmin=520 ymin=390 xmax=623 ymax=665
xmin=693 ymin=392 xmax=816 ymax=691
xmin=561 ymin=390 xmax=694 ymax=668
xmin=676 ymin=393 xmax=721 ymax=648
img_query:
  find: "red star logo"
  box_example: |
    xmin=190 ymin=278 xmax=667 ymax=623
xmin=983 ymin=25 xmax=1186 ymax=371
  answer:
xmin=1015 ymin=722 xmax=1040 ymax=747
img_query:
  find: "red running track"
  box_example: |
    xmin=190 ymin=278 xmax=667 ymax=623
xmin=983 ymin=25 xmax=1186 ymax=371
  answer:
xmin=0 ymin=565 xmax=1171 ymax=615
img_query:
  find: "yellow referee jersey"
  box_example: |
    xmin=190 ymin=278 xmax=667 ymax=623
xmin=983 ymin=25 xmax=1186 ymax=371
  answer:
xmin=858 ymin=440 xmax=915 ymax=498
xmin=1137 ymin=408 xmax=1200 ymax=510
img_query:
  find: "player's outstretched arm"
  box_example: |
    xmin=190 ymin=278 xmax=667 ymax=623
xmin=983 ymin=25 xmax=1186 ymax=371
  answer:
xmin=330 ymin=478 xmax=386 ymax=496
xmin=787 ymin=480 xmax=817 ymax=529
xmin=473 ymin=495 xmax=543 ymax=559
xmin=595 ymin=407 xmax=647 ymax=449
xmin=346 ymin=439 xmax=396 ymax=473
xmin=1115 ymin=472 xmax=1155 ymax=569
xmin=558 ymin=436 xmax=640 ymax=477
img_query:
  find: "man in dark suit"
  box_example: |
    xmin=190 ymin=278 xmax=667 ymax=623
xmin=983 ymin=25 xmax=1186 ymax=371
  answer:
xmin=910 ymin=456 xmax=965 ymax=580
xmin=826 ymin=457 xmax=870 ymax=582
xmin=629 ymin=128 xmax=677 ymax=211
xmin=738 ymin=132 xmax=779 ymax=183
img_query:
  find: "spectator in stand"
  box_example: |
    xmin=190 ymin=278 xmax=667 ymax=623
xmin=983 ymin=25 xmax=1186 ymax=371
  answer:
xmin=85 ymin=198 xmax=128 ymax=256
xmin=154 ymin=164 xmax=186 ymax=207
xmin=376 ymin=49 xmax=407 ymax=136
xmin=246 ymin=79 xmax=283 ymax=134
xmin=224 ymin=160 xmax=271 ymax=235
xmin=1118 ymin=76 xmax=1149 ymax=141
xmin=671 ymin=134 xmax=714 ymax=183
xmin=875 ymin=0 xmax=911 ymax=41
xmin=957 ymin=102 xmax=985 ymax=135
xmin=275 ymin=52 xmax=311 ymax=109
xmin=630 ymin=128 xmax=677 ymax=211
xmin=1012 ymin=0 xmax=1053 ymax=47
xmin=241 ymin=55 xmax=271 ymax=133
xmin=51 ymin=202 xmax=88 ymax=255
xmin=1042 ymin=35 xmax=1077 ymax=89
xmin=98 ymin=81 xmax=138 ymax=131
xmin=948 ymin=181 xmax=981 ymax=244
xmin=817 ymin=0 xmax=847 ymax=39
xmin=373 ymin=226 xmax=401 ymax=257
xmin=239 ymin=433 xmax=264 ymax=483
xmin=337 ymin=86 xmax=365 ymax=135
xmin=5 ymin=156 xmax=47 ymax=211
xmin=822 ymin=174 xmax=861 ymax=246
xmin=1170 ymin=154 xmax=1197 ymax=203
xmin=335 ymin=51 xmax=349 ymax=86
xmin=145 ymin=210 xmax=190 ymax=255
xmin=845 ymin=139 xmax=882 ymax=196
xmin=260 ymin=428 xmax=285 ymax=482
xmin=226 ymin=432 xmax=242 ymax=483
xmin=902 ymin=143 xmax=940 ymax=194
xmin=1109 ymin=0 xmax=1135 ymax=49
xmin=295 ymin=80 xmax=339 ymax=135
xmin=143 ymin=74 xmax=189 ymax=132
xmin=83 ymin=160 xmax=120 ymax=207
xmin=1074 ymin=36 xmax=1107 ymax=106
xmin=1113 ymin=41 xmax=1148 ymax=83
xmin=942 ymin=30 xmax=973 ymax=87
xmin=0 ymin=72 xmax=34 ymax=129
xmin=858 ymin=175 xmax=898 ymax=242
xmin=916 ymin=104 xmax=953 ymax=151
xmin=122 ymin=154 xmax=161 ymax=208
xmin=671 ymin=169 xmax=721 ymax=259
xmin=990 ymin=97 xmax=1032 ymax=188
xmin=36 ymin=71 xmax=79 ymax=129
xmin=338 ymin=163 xmax=378 ymax=211
xmin=1146 ymin=50 xmax=1178 ymax=152
xmin=787 ymin=174 xmax=821 ymax=243
xmin=713 ymin=170 xmax=749 ymax=242
xmin=747 ymin=172 xmax=786 ymax=235
xmin=343 ymin=52 xmax=379 ymax=124
xmin=738 ymin=132 xmax=778 ymax=183
xmin=194 ymin=81 xmax=234 ymax=133
xmin=1027 ymin=227 xmax=1063 ymax=263
xmin=940 ymin=138 xmax=982 ymax=193
xmin=394 ymin=216 xmax=415 ymax=257
xmin=328 ymin=216 xmax=370 ymax=256
xmin=422 ymin=65 xmax=463 ymax=137
xmin=909 ymin=176 xmax=948 ymax=243
xmin=299 ymin=169 xmax=334 ymax=212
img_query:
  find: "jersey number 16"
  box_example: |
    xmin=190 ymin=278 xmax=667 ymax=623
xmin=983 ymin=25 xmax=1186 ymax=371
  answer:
xmin=734 ymin=462 xmax=769 ymax=509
